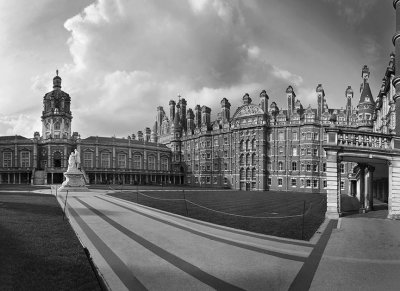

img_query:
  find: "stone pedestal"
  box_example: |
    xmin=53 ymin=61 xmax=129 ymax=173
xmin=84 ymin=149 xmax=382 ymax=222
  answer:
xmin=58 ymin=168 xmax=90 ymax=192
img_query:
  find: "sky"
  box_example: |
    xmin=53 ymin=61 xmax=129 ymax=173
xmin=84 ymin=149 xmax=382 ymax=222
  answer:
xmin=0 ymin=0 xmax=395 ymax=138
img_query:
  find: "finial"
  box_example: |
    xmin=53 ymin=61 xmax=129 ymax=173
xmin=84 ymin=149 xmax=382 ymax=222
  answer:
xmin=56 ymin=69 xmax=58 ymax=76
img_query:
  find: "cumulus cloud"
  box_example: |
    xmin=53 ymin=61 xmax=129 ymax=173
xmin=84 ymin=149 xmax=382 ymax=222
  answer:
xmin=56 ymin=0 xmax=304 ymax=137
xmin=324 ymin=0 xmax=378 ymax=25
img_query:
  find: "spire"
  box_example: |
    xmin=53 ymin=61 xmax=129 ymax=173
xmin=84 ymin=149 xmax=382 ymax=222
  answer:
xmin=359 ymin=66 xmax=374 ymax=105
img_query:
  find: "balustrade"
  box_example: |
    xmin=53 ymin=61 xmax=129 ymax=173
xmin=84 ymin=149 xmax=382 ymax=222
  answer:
xmin=329 ymin=129 xmax=392 ymax=150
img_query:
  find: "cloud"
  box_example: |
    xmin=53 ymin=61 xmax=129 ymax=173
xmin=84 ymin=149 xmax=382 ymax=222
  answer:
xmin=0 ymin=114 xmax=41 ymax=137
xmin=55 ymin=0 xmax=304 ymax=137
xmin=324 ymin=0 xmax=378 ymax=25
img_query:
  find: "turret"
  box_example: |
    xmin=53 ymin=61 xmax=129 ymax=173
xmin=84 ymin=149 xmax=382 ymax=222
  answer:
xmin=178 ymin=98 xmax=187 ymax=132
xmin=357 ymin=65 xmax=375 ymax=131
xmin=220 ymin=98 xmax=231 ymax=123
xmin=187 ymin=109 xmax=194 ymax=133
xmin=41 ymin=71 xmax=72 ymax=140
xmin=345 ymin=86 xmax=353 ymax=123
xmin=316 ymin=84 xmax=325 ymax=120
xmin=286 ymin=86 xmax=295 ymax=117
xmin=201 ymin=106 xmax=211 ymax=127
xmin=242 ymin=93 xmax=252 ymax=105
xmin=169 ymin=100 xmax=176 ymax=122
xmin=194 ymin=105 xmax=201 ymax=128
xmin=259 ymin=90 xmax=269 ymax=113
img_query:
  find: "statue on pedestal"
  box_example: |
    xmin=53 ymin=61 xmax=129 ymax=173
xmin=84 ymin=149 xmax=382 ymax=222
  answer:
xmin=58 ymin=149 xmax=89 ymax=192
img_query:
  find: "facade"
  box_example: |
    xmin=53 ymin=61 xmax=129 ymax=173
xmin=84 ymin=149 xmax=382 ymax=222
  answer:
xmin=154 ymin=69 xmax=384 ymax=193
xmin=0 ymin=73 xmax=177 ymax=185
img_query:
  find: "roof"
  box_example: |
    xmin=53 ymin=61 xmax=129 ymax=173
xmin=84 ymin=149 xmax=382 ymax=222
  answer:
xmin=81 ymin=136 xmax=168 ymax=148
xmin=0 ymin=135 xmax=30 ymax=141
xmin=359 ymin=81 xmax=375 ymax=105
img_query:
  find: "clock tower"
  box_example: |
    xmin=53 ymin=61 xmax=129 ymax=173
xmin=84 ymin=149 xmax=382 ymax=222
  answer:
xmin=41 ymin=71 xmax=72 ymax=139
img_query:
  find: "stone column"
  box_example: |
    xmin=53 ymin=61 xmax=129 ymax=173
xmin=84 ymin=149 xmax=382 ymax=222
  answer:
xmin=388 ymin=159 xmax=400 ymax=219
xmin=359 ymin=164 xmax=366 ymax=213
xmin=367 ymin=166 xmax=375 ymax=211
xmin=325 ymin=149 xmax=340 ymax=219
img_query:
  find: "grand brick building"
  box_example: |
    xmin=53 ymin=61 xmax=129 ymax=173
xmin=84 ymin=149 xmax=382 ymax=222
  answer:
xmin=153 ymin=65 xmax=386 ymax=193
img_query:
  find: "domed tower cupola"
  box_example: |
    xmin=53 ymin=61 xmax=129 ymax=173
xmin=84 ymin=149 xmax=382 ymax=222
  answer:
xmin=53 ymin=70 xmax=62 ymax=90
xmin=41 ymin=71 xmax=73 ymax=139
xmin=357 ymin=65 xmax=375 ymax=131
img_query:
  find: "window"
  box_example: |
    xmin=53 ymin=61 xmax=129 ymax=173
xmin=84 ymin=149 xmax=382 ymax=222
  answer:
xmin=307 ymin=148 xmax=311 ymax=155
xmin=301 ymin=163 xmax=305 ymax=171
xmin=239 ymin=140 xmax=244 ymax=151
xmin=267 ymin=178 xmax=272 ymax=186
xmin=195 ymin=176 xmax=199 ymax=183
xmin=214 ymin=139 xmax=219 ymax=146
xmin=206 ymin=164 xmax=211 ymax=171
xmin=301 ymin=148 xmax=305 ymax=156
xmin=252 ymin=139 xmax=256 ymax=151
xmin=292 ymin=162 xmax=297 ymax=171
xmin=214 ymin=163 xmax=219 ymax=170
xmin=224 ymin=177 xmax=228 ymax=184
xmin=148 ymin=156 xmax=156 ymax=170
xmin=224 ymin=150 xmax=228 ymax=158
xmin=206 ymin=152 xmax=211 ymax=159
xmin=278 ymin=132 xmax=284 ymax=141
xmin=340 ymin=181 xmax=345 ymax=190
xmin=201 ymin=165 xmax=206 ymax=171
xmin=313 ymin=164 xmax=318 ymax=172
xmin=161 ymin=158 xmax=168 ymax=171
xmin=213 ymin=177 xmax=218 ymax=184
xmin=278 ymin=178 xmax=283 ymax=186
xmin=313 ymin=179 xmax=318 ymax=188
xmin=292 ymin=132 xmax=298 ymax=140
xmin=278 ymin=161 xmax=283 ymax=171
xmin=246 ymin=168 xmax=251 ymax=180
xmin=306 ymin=164 xmax=311 ymax=171
xmin=252 ymin=168 xmax=256 ymax=180
xmin=20 ymin=151 xmax=30 ymax=167
xmin=246 ymin=154 xmax=250 ymax=165
xmin=306 ymin=179 xmax=311 ymax=187
xmin=54 ymin=122 xmax=60 ymax=130
xmin=314 ymin=133 xmax=319 ymax=140
xmin=206 ymin=176 xmax=211 ymax=184
xmin=313 ymin=148 xmax=318 ymax=156
xmin=323 ymin=180 xmax=327 ymax=188
xmin=240 ymin=154 xmax=244 ymax=166
xmin=291 ymin=179 xmax=297 ymax=187
xmin=195 ymin=164 xmax=199 ymax=171
xmin=118 ymin=154 xmax=126 ymax=168
xmin=251 ymin=154 xmax=256 ymax=165
xmin=187 ymin=154 xmax=191 ymax=161
xmin=224 ymin=163 xmax=228 ymax=170
xmin=101 ymin=152 xmax=110 ymax=168
xmin=224 ymin=137 xmax=228 ymax=145
xmin=323 ymin=163 xmax=327 ymax=172
xmin=279 ymin=147 xmax=284 ymax=155
xmin=340 ymin=164 xmax=345 ymax=173
xmin=83 ymin=152 xmax=93 ymax=168
xmin=246 ymin=140 xmax=250 ymax=151
xmin=133 ymin=155 xmax=142 ymax=169
xmin=206 ymin=141 xmax=211 ymax=147
xmin=292 ymin=146 xmax=298 ymax=156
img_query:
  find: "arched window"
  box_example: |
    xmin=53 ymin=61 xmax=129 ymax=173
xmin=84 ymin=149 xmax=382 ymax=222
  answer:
xmin=239 ymin=154 xmax=244 ymax=166
xmin=252 ymin=168 xmax=256 ymax=180
xmin=246 ymin=153 xmax=250 ymax=165
xmin=251 ymin=154 xmax=256 ymax=165
xmin=240 ymin=168 xmax=245 ymax=180
xmin=239 ymin=140 xmax=244 ymax=151
xmin=278 ymin=161 xmax=283 ymax=171
xmin=246 ymin=140 xmax=250 ymax=151
xmin=246 ymin=168 xmax=251 ymax=180
xmin=251 ymin=139 xmax=256 ymax=151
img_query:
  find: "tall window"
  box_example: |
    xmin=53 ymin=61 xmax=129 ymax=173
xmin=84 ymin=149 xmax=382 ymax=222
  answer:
xmin=252 ymin=168 xmax=256 ymax=180
xmin=148 ymin=156 xmax=155 ymax=170
xmin=340 ymin=164 xmax=345 ymax=173
xmin=101 ymin=152 xmax=110 ymax=168
xmin=278 ymin=161 xmax=283 ymax=171
xmin=291 ymin=179 xmax=297 ymax=187
xmin=3 ymin=152 xmax=12 ymax=167
xmin=251 ymin=154 xmax=256 ymax=165
xmin=292 ymin=132 xmax=298 ymax=140
xmin=133 ymin=155 xmax=141 ymax=169
xmin=84 ymin=152 xmax=93 ymax=168
xmin=239 ymin=154 xmax=244 ymax=166
xmin=54 ymin=122 xmax=60 ymax=130
xmin=246 ymin=168 xmax=251 ymax=180
xmin=118 ymin=154 xmax=126 ymax=168
xmin=20 ymin=151 xmax=30 ymax=167
xmin=278 ymin=132 xmax=284 ymax=141
xmin=279 ymin=147 xmax=284 ymax=155
xmin=292 ymin=162 xmax=297 ymax=171
xmin=239 ymin=140 xmax=244 ymax=151
xmin=292 ymin=146 xmax=298 ymax=156
xmin=306 ymin=164 xmax=311 ymax=171
xmin=323 ymin=163 xmax=327 ymax=172
xmin=240 ymin=168 xmax=245 ymax=180
xmin=278 ymin=178 xmax=283 ymax=186
xmin=251 ymin=139 xmax=256 ymax=151
xmin=161 ymin=158 xmax=168 ymax=171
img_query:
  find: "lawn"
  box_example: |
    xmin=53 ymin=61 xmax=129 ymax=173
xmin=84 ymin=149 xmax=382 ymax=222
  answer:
xmin=110 ymin=188 xmax=326 ymax=241
xmin=0 ymin=191 xmax=101 ymax=291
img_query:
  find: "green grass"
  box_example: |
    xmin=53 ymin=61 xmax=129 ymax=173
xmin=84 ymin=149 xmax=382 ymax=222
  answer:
xmin=0 ymin=191 xmax=101 ymax=291
xmin=110 ymin=189 xmax=326 ymax=241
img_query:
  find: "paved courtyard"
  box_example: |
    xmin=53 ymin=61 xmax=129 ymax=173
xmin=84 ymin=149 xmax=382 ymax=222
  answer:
xmin=46 ymin=189 xmax=400 ymax=291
